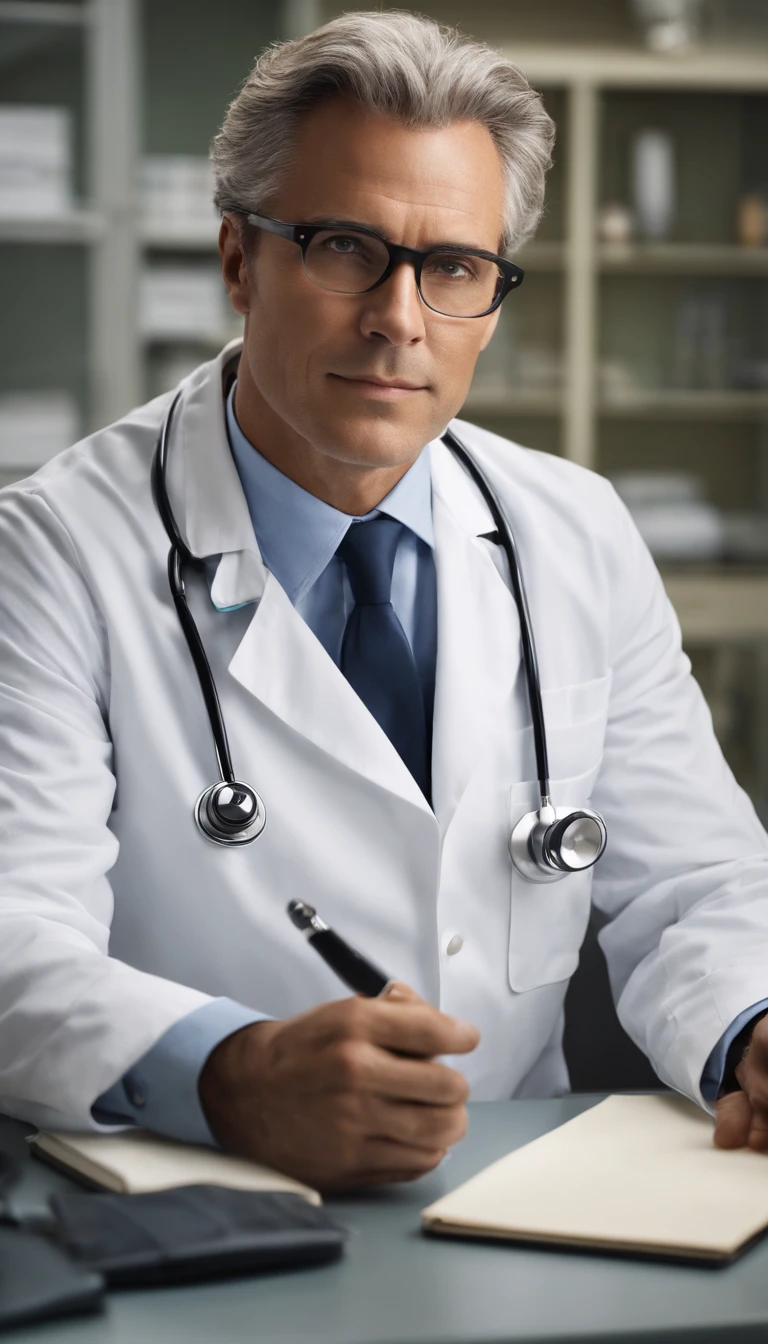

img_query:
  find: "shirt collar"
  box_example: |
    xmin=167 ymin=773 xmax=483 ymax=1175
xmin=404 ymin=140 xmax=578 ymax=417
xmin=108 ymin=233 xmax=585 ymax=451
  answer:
xmin=225 ymin=381 xmax=434 ymax=605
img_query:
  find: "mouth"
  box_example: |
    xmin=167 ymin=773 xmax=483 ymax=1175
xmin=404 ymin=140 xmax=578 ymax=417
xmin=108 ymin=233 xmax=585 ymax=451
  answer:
xmin=329 ymin=373 xmax=427 ymax=398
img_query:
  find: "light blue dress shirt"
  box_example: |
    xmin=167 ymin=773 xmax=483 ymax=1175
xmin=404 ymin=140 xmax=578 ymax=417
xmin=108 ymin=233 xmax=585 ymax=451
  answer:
xmin=93 ymin=385 xmax=765 ymax=1142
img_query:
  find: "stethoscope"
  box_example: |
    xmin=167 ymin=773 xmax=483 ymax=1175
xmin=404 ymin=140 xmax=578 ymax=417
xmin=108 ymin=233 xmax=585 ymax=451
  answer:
xmin=152 ymin=390 xmax=608 ymax=883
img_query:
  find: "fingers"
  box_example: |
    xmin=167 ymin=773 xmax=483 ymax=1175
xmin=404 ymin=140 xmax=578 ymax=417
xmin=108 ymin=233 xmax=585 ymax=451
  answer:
xmin=380 ymin=980 xmax=423 ymax=1004
xmin=747 ymin=1107 xmax=768 ymax=1153
xmin=365 ymin=997 xmax=481 ymax=1058
xmin=369 ymin=1095 xmax=469 ymax=1152
xmin=356 ymin=1137 xmax=446 ymax=1181
xmin=331 ymin=1035 xmax=470 ymax=1104
xmin=714 ymin=1090 xmax=752 ymax=1148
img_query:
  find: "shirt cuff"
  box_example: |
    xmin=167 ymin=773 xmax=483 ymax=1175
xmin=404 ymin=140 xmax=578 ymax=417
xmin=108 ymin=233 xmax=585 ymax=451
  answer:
xmin=91 ymin=997 xmax=272 ymax=1146
xmin=699 ymin=997 xmax=768 ymax=1102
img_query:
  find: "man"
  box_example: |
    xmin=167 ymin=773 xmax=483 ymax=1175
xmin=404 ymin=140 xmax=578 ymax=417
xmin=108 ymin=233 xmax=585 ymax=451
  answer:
xmin=1 ymin=11 xmax=767 ymax=1192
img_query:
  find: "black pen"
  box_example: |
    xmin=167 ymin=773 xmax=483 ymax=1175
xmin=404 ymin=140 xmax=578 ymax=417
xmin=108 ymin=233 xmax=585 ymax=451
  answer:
xmin=286 ymin=899 xmax=395 ymax=997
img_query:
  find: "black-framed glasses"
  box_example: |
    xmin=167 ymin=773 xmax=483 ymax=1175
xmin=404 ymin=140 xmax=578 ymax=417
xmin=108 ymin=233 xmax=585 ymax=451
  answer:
xmin=223 ymin=207 xmax=524 ymax=318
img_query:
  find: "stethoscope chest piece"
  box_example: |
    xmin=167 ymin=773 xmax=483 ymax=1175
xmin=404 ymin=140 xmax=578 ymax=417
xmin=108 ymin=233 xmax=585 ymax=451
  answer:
xmin=195 ymin=781 xmax=266 ymax=846
xmin=510 ymin=803 xmax=607 ymax=884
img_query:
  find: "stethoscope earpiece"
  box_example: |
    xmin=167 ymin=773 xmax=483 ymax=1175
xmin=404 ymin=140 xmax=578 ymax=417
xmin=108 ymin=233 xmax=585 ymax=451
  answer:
xmin=195 ymin=781 xmax=267 ymax=846
xmin=509 ymin=804 xmax=607 ymax=884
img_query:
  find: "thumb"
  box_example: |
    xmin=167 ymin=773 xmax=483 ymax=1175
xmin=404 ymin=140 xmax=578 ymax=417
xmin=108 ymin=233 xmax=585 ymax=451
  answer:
xmin=714 ymin=1089 xmax=752 ymax=1149
xmin=380 ymin=980 xmax=424 ymax=1004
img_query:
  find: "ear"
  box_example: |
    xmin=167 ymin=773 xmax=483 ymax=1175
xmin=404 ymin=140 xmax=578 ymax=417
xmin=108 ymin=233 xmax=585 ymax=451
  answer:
xmin=219 ymin=215 xmax=251 ymax=317
xmin=478 ymin=307 xmax=501 ymax=352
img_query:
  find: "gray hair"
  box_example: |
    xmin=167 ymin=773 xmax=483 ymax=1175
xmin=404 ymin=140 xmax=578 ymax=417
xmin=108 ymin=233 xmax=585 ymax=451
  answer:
xmin=210 ymin=10 xmax=555 ymax=254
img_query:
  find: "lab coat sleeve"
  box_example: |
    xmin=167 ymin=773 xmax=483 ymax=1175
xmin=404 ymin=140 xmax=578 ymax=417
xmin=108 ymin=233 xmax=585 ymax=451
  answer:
xmin=589 ymin=486 xmax=768 ymax=1112
xmin=93 ymin=998 xmax=272 ymax=1145
xmin=0 ymin=486 xmax=214 ymax=1130
xmin=699 ymin=999 xmax=768 ymax=1101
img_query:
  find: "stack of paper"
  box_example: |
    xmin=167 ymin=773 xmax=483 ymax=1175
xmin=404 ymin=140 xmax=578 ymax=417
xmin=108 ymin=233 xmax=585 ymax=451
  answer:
xmin=140 ymin=155 xmax=218 ymax=237
xmin=31 ymin=1129 xmax=320 ymax=1205
xmin=422 ymin=1095 xmax=768 ymax=1264
xmin=139 ymin=266 xmax=228 ymax=342
xmin=0 ymin=107 xmax=73 ymax=217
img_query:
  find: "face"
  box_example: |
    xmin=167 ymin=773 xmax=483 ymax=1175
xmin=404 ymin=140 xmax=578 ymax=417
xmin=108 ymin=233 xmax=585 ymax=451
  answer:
xmin=220 ymin=97 xmax=506 ymax=507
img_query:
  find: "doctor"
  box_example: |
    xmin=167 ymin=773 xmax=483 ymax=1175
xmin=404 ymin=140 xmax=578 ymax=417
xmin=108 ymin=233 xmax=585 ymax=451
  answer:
xmin=1 ymin=10 xmax=768 ymax=1193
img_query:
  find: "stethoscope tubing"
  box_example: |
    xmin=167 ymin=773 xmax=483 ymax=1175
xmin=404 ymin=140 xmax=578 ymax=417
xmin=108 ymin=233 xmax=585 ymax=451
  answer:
xmin=152 ymin=400 xmax=552 ymax=810
xmin=151 ymin=391 xmax=237 ymax=785
xmin=440 ymin=428 xmax=550 ymax=800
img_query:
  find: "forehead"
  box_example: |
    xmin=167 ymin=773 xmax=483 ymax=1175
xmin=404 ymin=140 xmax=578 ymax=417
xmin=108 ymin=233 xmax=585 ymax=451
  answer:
xmin=271 ymin=97 xmax=505 ymax=250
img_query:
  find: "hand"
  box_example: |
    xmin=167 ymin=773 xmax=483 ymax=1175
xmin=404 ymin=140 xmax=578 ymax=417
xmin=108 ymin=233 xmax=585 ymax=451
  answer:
xmin=198 ymin=982 xmax=480 ymax=1192
xmin=714 ymin=1014 xmax=768 ymax=1152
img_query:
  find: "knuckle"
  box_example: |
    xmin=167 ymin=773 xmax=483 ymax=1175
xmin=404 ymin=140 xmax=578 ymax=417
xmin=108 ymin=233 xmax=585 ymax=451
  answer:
xmin=333 ymin=1037 xmax=367 ymax=1085
xmin=436 ymin=1067 xmax=469 ymax=1105
xmin=340 ymin=995 xmax=370 ymax=1036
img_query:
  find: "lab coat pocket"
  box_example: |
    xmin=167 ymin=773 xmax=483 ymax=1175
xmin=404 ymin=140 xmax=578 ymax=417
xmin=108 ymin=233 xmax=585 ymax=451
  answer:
xmin=507 ymin=697 xmax=608 ymax=993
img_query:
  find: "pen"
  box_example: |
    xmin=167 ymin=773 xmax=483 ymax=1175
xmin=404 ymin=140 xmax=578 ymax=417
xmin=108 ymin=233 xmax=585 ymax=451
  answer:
xmin=286 ymin=899 xmax=394 ymax=997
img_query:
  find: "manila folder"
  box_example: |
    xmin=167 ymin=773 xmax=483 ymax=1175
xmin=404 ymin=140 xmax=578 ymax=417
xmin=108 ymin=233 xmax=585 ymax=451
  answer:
xmin=30 ymin=1129 xmax=320 ymax=1206
xmin=421 ymin=1094 xmax=768 ymax=1262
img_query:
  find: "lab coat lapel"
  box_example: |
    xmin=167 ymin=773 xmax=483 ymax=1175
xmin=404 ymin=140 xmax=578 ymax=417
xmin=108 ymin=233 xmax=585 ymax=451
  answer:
xmin=228 ymin=575 xmax=432 ymax=811
xmin=430 ymin=437 xmax=523 ymax=833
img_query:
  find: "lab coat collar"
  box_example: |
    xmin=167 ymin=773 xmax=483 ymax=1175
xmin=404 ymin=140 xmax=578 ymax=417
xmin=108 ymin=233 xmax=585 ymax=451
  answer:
xmin=172 ymin=339 xmax=268 ymax=611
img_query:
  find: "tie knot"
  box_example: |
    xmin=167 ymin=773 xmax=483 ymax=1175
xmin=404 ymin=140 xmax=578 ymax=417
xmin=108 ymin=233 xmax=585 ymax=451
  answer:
xmin=336 ymin=517 xmax=404 ymax=605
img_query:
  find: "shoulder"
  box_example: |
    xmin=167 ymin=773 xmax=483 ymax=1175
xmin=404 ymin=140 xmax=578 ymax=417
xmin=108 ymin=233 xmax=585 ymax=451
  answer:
xmin=443 ymin=416 xmax=634 ymax=553
xmin=0 ymin=387 xmax=172 ymax=523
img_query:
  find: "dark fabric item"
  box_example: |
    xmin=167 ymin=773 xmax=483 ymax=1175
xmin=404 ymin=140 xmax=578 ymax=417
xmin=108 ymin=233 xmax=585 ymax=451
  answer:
xmin=337 ymin=517 xmax=430 ymax=800
xmin=0 ymin=1226 xmax=104 ymax=1331
xmin=48 ymin=1185 xmax=347 ymax=1286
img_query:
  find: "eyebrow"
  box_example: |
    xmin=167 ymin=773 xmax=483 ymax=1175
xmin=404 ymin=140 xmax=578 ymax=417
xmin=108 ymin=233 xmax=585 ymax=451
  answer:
xmin=302 ymin=215 xmax=495 ymax=254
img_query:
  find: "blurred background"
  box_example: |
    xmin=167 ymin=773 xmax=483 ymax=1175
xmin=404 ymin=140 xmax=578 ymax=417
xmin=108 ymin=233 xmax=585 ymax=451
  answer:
xmin=2 ymin=0 xmax=768 ymax=1086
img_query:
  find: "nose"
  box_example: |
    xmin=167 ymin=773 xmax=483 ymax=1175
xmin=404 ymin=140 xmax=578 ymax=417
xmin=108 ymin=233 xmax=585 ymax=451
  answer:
xmin=359 ymin=260 xmax=426 ymax=346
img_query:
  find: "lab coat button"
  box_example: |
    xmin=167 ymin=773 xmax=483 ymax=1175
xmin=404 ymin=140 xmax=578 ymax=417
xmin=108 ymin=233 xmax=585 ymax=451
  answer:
xmin=446 ymin=934 xmax=464 ymax=956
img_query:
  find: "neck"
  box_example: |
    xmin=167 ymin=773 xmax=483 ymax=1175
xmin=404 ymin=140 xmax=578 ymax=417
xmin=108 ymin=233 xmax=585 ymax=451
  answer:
xmin=232 ymin=360 xmax=413 ymax=516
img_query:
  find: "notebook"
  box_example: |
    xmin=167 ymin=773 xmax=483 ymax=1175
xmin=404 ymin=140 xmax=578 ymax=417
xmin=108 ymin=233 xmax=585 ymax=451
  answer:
xmin=421 ymin=1094 xmax=768 ymax=1264
xmin=30 ymin=1129 xmax=321 ymax=1206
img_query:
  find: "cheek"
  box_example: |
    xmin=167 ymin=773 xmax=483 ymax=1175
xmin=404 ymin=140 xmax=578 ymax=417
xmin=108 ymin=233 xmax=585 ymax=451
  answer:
xmin=248 ymin=278 xmax=347 ymax=390
xmin=435 ymin=326 xmax=490 ymax=386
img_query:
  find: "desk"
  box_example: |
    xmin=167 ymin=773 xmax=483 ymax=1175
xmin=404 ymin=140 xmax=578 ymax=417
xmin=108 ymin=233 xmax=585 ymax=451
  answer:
xmin=3 ymin=1095 xmax=768 ymax=1344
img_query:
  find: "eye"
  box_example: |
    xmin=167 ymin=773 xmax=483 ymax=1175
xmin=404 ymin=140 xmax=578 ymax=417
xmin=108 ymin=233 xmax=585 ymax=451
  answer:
xmin=426 ymin=254 xmax=479 ymax=281
xmin=326 ymin=235 xmax=359 ymax=254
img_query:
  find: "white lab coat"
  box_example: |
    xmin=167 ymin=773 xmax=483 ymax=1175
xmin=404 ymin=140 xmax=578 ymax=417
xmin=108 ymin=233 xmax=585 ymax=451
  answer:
xmin=1 ymin=339 xmax=767 ymax=1132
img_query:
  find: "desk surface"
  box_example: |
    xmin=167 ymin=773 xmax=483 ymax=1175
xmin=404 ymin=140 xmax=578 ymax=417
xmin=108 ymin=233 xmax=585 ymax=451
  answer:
xmin=3 ymin=1095 xmax=768 ymax=1344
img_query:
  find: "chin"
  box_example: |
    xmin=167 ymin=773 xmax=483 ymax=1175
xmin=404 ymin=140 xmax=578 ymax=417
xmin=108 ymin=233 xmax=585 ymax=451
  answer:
xmin=322 ymin=418 xmax=433 ymax=468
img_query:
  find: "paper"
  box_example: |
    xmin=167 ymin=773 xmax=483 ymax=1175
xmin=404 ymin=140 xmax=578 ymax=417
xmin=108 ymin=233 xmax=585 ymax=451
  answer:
xmin=32 ymin=1129 xmax=320 ymax=1207
xmin=422 ymin=1094 xmax=768 ymax=1261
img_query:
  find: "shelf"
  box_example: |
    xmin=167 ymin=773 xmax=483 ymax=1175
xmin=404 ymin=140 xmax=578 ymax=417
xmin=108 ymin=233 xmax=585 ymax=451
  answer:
xmin=501 ymin=43 xmax=768 ymax=91
xmin=600 ymin=391 xmax=768 ymax=420
xmin=142 ymin=330 xmax=241 ymax=349
xmin=515 ymin=241 xmax=565 ymax=271
xmin=0 ymin=1 xmax=88 ymax=23
xmin=463 ymin=390 xmax=562 ymax=417
xmin=599 ymin=244 xmax=768 ymax=276
xmin=660 ymin=569 xmax=768 ymax=641
xmin=140 ymin=218 xmax=220 ymax=250
xmin=0 ymin=210 xmax=105 ymax=244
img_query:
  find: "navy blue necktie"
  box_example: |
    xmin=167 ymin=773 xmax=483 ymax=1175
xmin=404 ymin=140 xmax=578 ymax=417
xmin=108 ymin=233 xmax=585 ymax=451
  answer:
xmin=337 ymin=518 xmax=430 ymax=801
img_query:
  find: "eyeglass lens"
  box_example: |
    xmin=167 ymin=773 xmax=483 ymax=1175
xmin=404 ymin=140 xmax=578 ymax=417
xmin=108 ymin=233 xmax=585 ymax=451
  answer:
xmin=302 ymin=229 xmax=503 ymax=317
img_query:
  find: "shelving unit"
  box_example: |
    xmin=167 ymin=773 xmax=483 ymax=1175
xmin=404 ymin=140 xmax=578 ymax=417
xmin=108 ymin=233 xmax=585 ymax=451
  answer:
xmin=0 ymin=0 xmax=138 ymax=445
xmin=1 ymin=0 xmax=767 ymax=815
